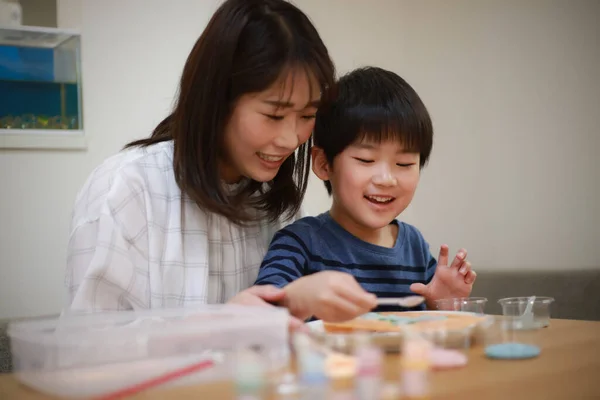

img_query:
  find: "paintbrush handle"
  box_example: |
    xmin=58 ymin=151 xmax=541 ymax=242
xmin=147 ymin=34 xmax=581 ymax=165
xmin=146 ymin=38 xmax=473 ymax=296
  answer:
xmin=376 ymin=296 xmax=425 ymax=308
xmin=376 ymin=298 xmax=406 ymax=305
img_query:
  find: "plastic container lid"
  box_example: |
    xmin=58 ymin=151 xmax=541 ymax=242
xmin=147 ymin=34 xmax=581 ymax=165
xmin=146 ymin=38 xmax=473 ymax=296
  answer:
xmin=8 ymin=305 xmax=289 ymax=398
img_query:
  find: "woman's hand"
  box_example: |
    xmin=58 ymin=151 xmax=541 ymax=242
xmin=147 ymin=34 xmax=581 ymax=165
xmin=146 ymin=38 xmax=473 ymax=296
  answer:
xmin=227 ymin=285 xmax=306 ymax=331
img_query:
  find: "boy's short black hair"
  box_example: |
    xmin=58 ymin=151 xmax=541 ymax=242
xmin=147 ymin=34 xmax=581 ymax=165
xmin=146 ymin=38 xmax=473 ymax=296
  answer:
xmin=313 ymin=66 xmax=433 ymax=194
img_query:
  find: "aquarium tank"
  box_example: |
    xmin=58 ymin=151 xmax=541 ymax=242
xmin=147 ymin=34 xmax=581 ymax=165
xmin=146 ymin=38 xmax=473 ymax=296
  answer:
xmin=0 ymin=25 xmax=83 ymax=134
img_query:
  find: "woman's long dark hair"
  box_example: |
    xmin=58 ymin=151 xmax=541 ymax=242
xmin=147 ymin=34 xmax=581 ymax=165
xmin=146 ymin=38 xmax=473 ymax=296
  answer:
xmin=126 ymin=0 xmax=336 ymax=224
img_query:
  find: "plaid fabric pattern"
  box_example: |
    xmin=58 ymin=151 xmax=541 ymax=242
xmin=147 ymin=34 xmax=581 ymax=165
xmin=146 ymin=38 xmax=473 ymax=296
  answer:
xmin=66 ymin=141 xmax=300 ymax=312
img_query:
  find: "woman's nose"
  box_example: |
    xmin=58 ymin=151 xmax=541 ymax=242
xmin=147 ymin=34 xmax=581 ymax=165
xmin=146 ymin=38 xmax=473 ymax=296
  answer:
xmin=273 ymin=122 xmax=300 ymax=151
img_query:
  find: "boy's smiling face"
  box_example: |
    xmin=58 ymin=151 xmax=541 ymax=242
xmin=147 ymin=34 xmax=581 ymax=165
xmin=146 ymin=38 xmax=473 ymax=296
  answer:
xmin=313 ymin=138 xmax=421 ymax=233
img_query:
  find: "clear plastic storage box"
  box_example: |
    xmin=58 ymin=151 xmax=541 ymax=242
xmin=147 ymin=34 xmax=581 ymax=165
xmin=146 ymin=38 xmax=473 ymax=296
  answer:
xmin=8 ymin=305 xmax=289 ymax=398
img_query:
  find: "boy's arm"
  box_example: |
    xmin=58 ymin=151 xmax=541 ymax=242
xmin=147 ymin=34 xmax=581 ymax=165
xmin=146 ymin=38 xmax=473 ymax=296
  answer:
xmin=255 ymin=227 xmax=378 ymax=322
xmin=254 ymin=228 xmax=309 ymax=288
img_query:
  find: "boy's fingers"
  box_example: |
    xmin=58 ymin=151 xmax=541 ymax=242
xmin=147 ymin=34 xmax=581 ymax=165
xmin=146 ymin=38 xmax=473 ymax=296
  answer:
xmin=321 ymin=296 xmax=366 ymax=322
xmin=332 ymin=275 xmax=377 ymax=310
xmin=459 ymin=260 xmax=471 ymax=276
xmin=339 ymin=287 xmax=378 ymax=311
xmin=465 ymin=270 xmax=477 ymax=284
xmin=438 ymin=244 xmax=450 ymax=267
xmin=450 ymin=248 xmax=467 ymax=270
xmin=410 ymin=282 xmax=428 ymax=296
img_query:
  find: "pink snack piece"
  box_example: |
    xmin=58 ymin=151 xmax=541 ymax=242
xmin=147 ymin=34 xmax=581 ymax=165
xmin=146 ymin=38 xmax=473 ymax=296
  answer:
xmin=430 ymin=347 xmax=468 ymax=370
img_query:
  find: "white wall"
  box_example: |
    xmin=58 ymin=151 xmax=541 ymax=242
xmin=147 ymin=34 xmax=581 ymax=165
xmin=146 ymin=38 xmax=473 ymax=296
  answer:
xmin=301 ymin=0 xmax=600 ymax=271
xmin=1 ymin=0 xmax=598 ymax=319
xmin=395 ymin=0 xmax=600 ymax=271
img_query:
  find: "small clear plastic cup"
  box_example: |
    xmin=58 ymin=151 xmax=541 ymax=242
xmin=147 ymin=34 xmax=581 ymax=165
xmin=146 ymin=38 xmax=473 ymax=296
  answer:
xmin=412 ymin=321 xmax=472 ymax=372
xmin=418 ymin=322 xmax=473 ymax=352
xmin=434 ymin=297 xmax=488 ymax=314
xmin=400 ymin=329 xmax=433 ymax=398
xmin=483 ymin=316 xmax=541 ymax=360
xmin=497 ymin=297 xmax=554 ymax=329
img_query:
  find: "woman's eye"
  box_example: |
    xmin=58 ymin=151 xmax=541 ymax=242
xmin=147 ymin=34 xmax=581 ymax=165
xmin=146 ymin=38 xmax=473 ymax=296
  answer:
xmin=301 ymin=115 xmax=316 ymax=120
xmin=397 ymin=163 xmax=416 ymax=167
xmin=354 ymin=157 xmax=374 ymax=164
xmin=265 ymin=114 xmax=284 ymax=121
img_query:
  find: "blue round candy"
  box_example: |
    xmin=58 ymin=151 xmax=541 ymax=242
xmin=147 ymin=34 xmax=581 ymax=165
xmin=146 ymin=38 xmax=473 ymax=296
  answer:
xmin=485 ymin=343 xmax=541 ymax=360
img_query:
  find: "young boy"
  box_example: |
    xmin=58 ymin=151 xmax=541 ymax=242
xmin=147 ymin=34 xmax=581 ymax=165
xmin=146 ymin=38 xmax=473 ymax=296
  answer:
xmin=255 ymin=67 xmax=476 ymax=322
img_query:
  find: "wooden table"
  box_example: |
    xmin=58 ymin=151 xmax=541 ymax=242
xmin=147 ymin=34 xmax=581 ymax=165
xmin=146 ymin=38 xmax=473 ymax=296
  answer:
xmin=1 ymin=319 xmax=599 ymax=399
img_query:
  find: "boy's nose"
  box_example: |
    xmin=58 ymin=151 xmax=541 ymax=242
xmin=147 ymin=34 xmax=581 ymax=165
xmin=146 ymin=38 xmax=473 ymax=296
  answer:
xmin=372 ymin=171 xmax=397 ymax=187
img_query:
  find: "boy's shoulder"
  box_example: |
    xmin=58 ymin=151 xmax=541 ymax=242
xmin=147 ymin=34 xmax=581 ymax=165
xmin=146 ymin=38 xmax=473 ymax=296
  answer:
xmin=396 ymin=220 xmax=432 ymax=255
xmin=270 ymin=213 xmax=332 ymax=253
xmin=396 ymin=219 xmax=429 ymax=246
xmin=397 ymin=220 xmax=426 ymax=241
xmin=279 ymin=212 xmax=330 ymax=236
xmin=279 ymin=215 xmax=429 ymax=243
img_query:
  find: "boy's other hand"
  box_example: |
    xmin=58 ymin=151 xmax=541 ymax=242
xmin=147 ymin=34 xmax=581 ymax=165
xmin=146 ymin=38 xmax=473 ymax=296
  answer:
xmin=409 ymin=245 xmax=477 ymax=306
xmin=282 ymin=271 xmax=378 ymax=322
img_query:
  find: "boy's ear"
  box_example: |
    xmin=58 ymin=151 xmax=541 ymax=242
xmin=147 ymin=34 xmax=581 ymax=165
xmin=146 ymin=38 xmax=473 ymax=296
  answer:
xmin=311 ymin=146 xmax=331 ymax=182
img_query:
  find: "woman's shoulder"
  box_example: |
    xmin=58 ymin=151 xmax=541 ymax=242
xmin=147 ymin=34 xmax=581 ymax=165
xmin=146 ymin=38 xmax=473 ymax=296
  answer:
xmin=71 ymin=141 xmax=177 ymax=225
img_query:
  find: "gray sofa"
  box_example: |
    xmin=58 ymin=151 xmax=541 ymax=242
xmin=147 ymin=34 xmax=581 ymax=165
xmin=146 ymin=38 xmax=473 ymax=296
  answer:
xmin=1 ymin=269 xmax=599 ymax=374
xmin=0 ymin=325 xmax=10 ymax=374
xmin=470 ymin=269 xmax=600 ymax=321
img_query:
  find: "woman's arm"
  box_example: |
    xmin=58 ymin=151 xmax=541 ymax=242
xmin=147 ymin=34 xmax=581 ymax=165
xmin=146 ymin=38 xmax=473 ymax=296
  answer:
xmin=66 ymin=214 xmax=149 ymax=311
xmin=255 ymin=226 xmax=376 ymax=322
xmin=66 ymin=169 xmax=150 ymax=312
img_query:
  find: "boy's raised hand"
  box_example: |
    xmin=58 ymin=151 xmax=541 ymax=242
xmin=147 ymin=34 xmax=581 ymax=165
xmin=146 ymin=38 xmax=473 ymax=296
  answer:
xmin=409 ymin=245 xmax=477 ymax=306
xmin=282 ymin=271 xmax=378 ymax=322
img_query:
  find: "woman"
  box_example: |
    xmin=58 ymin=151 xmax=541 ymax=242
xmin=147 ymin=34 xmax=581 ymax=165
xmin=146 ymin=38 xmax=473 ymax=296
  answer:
xmin=65 ymin=0 xmax=335 ymax=316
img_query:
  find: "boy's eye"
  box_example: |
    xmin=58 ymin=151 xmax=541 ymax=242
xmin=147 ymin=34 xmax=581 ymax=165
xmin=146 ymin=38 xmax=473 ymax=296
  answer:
xmin=354 ymin=157 xmax=374 ymax=164
xmin=397 ymin=163 xmax=416 ymax=167
xmin=301 ymin=115 xmax=316 ymax=120
xmin=265 ymin=114 xmax=284 ymax=121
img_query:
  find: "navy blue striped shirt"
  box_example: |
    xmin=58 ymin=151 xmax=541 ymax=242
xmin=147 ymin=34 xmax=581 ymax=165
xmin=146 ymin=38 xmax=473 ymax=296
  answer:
xmin=254 ymin=212 xmax=437 ymax=312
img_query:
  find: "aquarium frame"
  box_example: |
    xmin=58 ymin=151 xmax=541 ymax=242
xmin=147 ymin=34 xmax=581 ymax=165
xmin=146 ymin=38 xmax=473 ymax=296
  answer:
xmin=0 ymin=25 xmax=86 ymax=150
